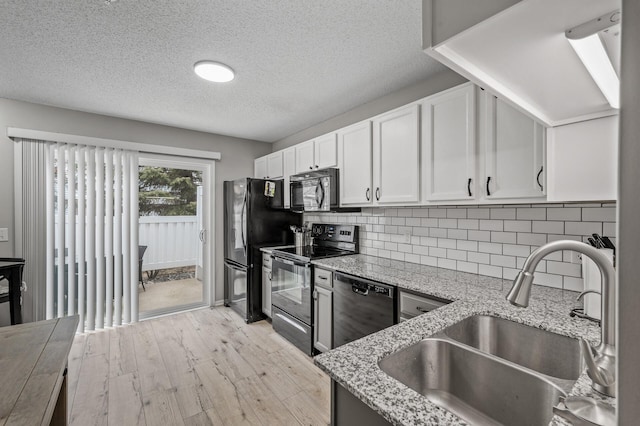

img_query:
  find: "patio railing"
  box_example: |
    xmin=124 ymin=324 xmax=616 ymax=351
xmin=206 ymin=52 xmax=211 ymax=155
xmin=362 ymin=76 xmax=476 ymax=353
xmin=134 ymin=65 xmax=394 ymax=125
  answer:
xmin=139 ymin=216 xmax=201 ymax=271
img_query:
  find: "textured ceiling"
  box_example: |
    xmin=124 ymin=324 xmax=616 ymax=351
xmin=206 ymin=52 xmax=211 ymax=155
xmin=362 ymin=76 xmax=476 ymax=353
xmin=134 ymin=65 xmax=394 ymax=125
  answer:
xmin=0 ymin=1 xmax=446 ymax=142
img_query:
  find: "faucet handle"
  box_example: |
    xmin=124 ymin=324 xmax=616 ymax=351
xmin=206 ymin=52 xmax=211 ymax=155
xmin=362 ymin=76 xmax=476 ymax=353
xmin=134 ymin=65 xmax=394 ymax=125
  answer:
xmin=576 ymin=290 xmax=601 ymax=301
xmin=579 ymin=338 xmax=614 ymax=387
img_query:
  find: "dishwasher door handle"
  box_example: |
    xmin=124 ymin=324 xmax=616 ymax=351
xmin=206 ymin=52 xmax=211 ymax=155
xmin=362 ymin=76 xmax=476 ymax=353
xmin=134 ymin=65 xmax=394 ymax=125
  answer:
xmin=352 ymin=285 xmax=369 ymax=296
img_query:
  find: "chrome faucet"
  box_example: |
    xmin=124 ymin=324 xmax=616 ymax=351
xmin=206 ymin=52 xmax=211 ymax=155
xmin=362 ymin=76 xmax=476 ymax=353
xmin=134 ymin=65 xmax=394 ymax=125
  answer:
xmin=506 ymin=240 xmax=616 ymax=397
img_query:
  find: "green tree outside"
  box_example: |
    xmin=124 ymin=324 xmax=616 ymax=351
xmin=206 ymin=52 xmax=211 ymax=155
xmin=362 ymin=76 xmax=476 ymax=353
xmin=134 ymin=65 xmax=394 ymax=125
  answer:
xmin=138 ymin=166 xmax=202 ymax=216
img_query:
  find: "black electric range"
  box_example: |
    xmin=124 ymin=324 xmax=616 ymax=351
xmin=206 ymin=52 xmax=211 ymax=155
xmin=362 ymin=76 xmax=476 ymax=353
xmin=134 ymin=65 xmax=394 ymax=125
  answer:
xmin=270 ymin=224 xmax=358 ymax=355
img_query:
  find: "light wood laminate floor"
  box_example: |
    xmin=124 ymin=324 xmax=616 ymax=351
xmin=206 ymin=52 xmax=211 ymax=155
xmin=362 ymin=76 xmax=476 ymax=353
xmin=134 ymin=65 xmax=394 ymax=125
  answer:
xmin=67 ymin=307 xmax=331 ymax=425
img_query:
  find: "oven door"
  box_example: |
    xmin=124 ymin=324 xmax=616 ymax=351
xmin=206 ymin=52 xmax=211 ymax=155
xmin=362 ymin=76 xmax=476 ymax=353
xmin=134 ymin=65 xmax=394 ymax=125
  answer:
xmin=271 ymin=256 xmax=312 ymax=325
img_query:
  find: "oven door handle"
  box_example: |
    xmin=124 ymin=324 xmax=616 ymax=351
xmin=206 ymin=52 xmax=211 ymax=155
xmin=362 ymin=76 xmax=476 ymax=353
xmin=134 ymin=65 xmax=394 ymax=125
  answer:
xmin=273 ymin=257 xmax=311 ymax=267
xmin=274 ymin=313 xmax=308 ymax=333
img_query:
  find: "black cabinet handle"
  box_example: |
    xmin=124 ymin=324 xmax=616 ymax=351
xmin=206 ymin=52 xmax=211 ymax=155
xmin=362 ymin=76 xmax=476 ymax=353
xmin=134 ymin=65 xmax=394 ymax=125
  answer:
xmin=309 ymin=166 xmax=313 ymax=170
xmin=375 ymin=187 xmax=380 ymax=201
xmin=366 ymin=188 xmax=371 ymax=201
xmin=467 ymin=178 xmax=472 ymax=197
xmin=536 ymin=166 xmax=544 ymax=191
xmin=486 ymin=176 xmax=491 ymax=196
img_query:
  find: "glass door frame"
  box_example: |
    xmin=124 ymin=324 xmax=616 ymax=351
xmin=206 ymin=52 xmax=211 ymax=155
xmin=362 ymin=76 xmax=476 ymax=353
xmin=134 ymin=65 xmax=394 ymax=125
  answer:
xmin=137 ymin=153 xmax=215 ymax=319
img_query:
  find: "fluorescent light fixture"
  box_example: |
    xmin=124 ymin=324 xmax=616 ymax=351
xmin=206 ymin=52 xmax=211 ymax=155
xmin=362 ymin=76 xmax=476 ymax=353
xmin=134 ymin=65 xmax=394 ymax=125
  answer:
xmin=567 ymin=35 xmax=620 ymax=109
xmin=566 ymin=10 xmax=620 ymax=109
xmin=193 ymin=61 xmax=235 ymax=83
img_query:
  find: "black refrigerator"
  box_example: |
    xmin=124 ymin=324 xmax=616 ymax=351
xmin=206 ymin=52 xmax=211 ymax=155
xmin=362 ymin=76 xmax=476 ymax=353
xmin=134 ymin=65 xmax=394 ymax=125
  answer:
xmin=224 ymin=178 xmax=301 ymax=323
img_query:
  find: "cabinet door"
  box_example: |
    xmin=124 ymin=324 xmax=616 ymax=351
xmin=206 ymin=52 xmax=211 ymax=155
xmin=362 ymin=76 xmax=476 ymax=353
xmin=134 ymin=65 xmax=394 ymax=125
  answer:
xmin=373 ymin=105 xmax=420 ymax=204
xmin=422 ymin=83 xmax=476 ymax=202
xmin=266 ymin=151 xmax=284 ymax=179
xmin=313 ymin=286 xmax=332 ymax=353
xmin=295 ymin=140 xmax=315 ymax=173
xmin=484 ymin=95 xmax=546 ymax=199
xmin=262 ymin=266 xmax=272 ymax=317
xmin=314 ymin=133 xmax=338 ymax=169
xmin=254 ymin=155 xmax=268 ymax=179
xmin=338 ymin=121 xmax=373 ymax=205
xmin=282 ymin=147 xmax=296 ymax=208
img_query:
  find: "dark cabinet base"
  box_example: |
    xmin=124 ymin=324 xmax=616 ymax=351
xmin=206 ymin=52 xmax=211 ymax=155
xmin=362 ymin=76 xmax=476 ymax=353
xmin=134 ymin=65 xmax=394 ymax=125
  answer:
xmin=332 ymin=380 xmax=392 ymax=426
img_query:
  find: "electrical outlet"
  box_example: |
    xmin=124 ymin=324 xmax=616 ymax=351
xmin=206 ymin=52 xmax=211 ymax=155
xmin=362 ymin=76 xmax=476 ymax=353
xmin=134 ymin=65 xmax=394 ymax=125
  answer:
xmin=402 ymin=229 xmax=411 ymax=243
xmin=571 ymin=251 xmax=582 ymax=264
xmin=0 ymin=228 xmax=8 ymax=242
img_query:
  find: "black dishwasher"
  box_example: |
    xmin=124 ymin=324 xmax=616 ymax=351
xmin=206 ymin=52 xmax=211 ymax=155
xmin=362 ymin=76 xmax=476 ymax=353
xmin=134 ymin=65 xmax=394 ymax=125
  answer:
xmin=333 ymin=272 xmax=397 ymax=348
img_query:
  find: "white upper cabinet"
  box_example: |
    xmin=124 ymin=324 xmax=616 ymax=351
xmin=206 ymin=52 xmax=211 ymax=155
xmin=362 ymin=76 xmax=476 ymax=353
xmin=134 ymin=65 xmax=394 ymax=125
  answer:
xmin=372 ymin=104 xmax=421 ymax=204
xmin=314 ymin=133 xmax=338 ymax=170
xmin=254 ymin=155 xmax=268 ymax=179
xmin=338 ymin=121 xmax=373 ymax=205
xmin=295 ymin=133 xmax=338 ymax=173
xmin=481 ymin=92 xmax=546 ymax=200
xmin=546 ymin=115 xmax=618 ymax=202
xmin=422 ymin=83 xmax=476 ymax=202
xmin=282 ymin=147 xmax=296 ymax=207
xmin=295 ymin=140 xmax=315 ymax=173
xmin=254 ymin=151 xmax=284 ymax=179
xmin=266 ymin=152 xmax=284 ymax=179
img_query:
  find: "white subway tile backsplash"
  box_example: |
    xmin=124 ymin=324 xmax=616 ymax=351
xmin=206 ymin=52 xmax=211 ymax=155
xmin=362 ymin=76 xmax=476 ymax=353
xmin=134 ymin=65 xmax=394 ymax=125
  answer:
xmin=457 ymin=261 xmax=478 ymax=274
xmin=547 ymin=207 xmax=581 ymax=221
xmin=491 ymin=231 xmax=517 ymax=244
xmin=467 ymin=208 xmax=491 ymax=219
xmin=448 ymin=229 xmax=468 ymax=240
xmin=490 ymin=208 xmax=516 ymax=220
xmin=468 ymin=251 xmax=491 ymax=264
xmin=447 ymin=249 xmax=467 ymax=261
xmin=479 ymin=242 xmax=502 ymax=254
xmin=479 ymin=264 xmax=503 ymax=278
xmin=491 ymin=254 xmax=516 ymax=268
xmin=311 ymin=204 xmax=616 ymax=291
xmin=457 ymin=240 xmax=478 ymax=252
xmin=517 ymin=208 xmax=546 ymax=220
xmin=438 ymin=258 xmax=457 ymax=269
xmin=479 ymin=220 xmax=504 ymax=231
xmin=565 ymin=221 xmax=602 ymax=236
xmin=458 ymin=219 xmax=480 ymax=230
xmin=532 ymin=221 xmax=565 ymax=234
xmin=582 ymin=207 xmax=616 ymax=222
xmin=468 ymin=230 xmax=491 ymax=242
xmin=504 ymin=220 xmax=532 ymax=233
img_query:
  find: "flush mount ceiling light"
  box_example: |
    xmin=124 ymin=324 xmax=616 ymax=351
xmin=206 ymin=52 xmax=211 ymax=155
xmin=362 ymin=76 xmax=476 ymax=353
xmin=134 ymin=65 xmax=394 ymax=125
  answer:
xmin=193 ymin=61 xmax=235 ymax=83
xmin=566 ymin=10 xmax=621 ymax=109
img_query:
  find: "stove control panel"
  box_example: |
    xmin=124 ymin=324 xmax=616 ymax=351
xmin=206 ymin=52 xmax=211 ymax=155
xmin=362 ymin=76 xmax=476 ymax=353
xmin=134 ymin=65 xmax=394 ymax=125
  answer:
xmin=311 ymin=224 xmax=358 ymax=243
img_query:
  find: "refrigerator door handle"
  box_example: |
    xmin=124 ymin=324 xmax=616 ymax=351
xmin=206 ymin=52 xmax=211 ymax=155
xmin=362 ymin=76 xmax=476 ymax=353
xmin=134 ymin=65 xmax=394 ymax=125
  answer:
xmin=240 ymin=189 xmax=247 ymax=257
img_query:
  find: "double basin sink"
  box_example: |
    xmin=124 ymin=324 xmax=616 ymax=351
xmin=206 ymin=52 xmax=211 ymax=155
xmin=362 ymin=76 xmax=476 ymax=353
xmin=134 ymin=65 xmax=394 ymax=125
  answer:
xmin=379 ymin=315 xmax=582 ymax=426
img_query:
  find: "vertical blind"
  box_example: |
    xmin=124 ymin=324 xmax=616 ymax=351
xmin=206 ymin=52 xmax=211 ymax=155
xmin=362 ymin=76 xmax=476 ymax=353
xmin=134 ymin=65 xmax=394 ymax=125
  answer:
xmin=36 ymin=141 xmax=139 ymax=331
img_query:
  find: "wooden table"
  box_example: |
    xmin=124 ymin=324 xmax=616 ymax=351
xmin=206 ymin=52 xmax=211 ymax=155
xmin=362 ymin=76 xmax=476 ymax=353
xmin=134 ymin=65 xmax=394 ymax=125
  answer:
xmin=0 ymin=259 xmax=26 ymax=325
xmin=0 ymin=316 xmax=79 ymax=426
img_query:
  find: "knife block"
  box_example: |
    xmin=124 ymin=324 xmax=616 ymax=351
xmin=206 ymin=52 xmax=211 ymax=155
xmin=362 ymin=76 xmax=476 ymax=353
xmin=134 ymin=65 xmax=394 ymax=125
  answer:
xmin=581 ymin=248 xmax=614 ymax=321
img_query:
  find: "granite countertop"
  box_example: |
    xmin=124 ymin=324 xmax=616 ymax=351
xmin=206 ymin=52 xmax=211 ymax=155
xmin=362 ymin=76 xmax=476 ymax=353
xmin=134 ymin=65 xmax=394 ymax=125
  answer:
xmin=312 ymin=254 xmax=614 ymax=426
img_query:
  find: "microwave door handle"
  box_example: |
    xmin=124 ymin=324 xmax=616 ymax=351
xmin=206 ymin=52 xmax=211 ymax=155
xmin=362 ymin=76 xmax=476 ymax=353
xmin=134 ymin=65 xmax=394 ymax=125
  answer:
xmin=318 ymin=180 xmax=326 ymax=209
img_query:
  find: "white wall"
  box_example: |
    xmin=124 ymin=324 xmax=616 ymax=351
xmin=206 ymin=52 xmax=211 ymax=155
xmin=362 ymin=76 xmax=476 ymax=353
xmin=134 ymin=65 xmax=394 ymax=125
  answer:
xmin=271 ymin=69 xmax=467 ymax=151
xmin=0 ymin=98 xmax=271 ymax=320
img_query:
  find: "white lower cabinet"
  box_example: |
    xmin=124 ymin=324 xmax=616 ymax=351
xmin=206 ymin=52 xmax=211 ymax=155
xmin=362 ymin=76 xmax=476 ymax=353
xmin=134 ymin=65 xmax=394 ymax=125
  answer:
xmin=313 ymin=267 xmax=333 ymax=353
xmin=262 ymin=254 xmax=272 ymax=317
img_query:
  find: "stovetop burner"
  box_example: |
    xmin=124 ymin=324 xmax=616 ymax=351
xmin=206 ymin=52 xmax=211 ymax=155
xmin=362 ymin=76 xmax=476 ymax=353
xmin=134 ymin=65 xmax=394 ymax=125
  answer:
xmin=274 ymin=245 xmax=351 ymax=261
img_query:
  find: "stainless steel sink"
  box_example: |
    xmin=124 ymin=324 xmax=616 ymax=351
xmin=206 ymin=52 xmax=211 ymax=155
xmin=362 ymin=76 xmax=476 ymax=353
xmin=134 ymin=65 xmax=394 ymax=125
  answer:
xmin=379 ymin=338 xmax=569 ymax=426
xmin=438 ymin=315 xmax=582 ymax=381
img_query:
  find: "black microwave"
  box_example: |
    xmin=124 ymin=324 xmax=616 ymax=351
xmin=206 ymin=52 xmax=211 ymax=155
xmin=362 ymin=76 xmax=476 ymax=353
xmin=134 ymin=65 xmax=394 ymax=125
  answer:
xmin=290 ymin=168 xmax=340 ymax=212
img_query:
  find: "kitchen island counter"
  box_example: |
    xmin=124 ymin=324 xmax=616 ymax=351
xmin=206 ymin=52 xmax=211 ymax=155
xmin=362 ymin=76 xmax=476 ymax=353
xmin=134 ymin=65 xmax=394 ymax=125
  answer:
xmin=312 ymin=254 xmax=613 ymax=425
